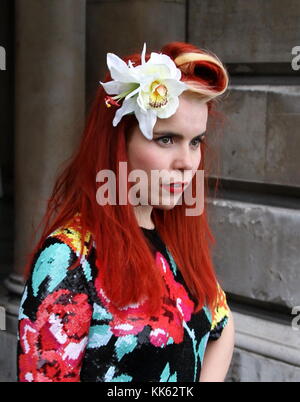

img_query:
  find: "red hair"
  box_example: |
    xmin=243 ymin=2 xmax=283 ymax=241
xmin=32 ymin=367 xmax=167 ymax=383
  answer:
xmin=23 ymin=41 xmax=229 ymax=316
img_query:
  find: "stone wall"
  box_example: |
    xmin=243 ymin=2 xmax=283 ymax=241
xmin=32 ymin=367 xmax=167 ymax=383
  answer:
xmin=191 ymin=0 xmax=300 ymax=381
xmin=0 ymin=0 xmax=299 ymax=382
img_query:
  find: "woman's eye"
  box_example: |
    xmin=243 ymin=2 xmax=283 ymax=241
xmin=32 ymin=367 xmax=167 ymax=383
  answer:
xmin=191 ymin=136 xmax=205 ymax=147
xmin=154 ymin=135 xmax=205 ymax=147
xmin=191 ymin=139 xmax=200 ymax=147
xmin=155 ymin=136 xmax=173 ymax=145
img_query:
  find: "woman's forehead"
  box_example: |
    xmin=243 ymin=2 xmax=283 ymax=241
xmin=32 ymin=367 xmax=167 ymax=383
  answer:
xmin=155 ymin=97 xmax=208 ymax=134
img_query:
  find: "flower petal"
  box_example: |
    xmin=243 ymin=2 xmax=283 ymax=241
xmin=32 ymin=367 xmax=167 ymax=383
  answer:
xmin=112 ymin=97 xmax=136 ymax=126
xmin=156 ymin=96 xmax=179 ymax=119
xmin=149 ymin=53 xmax=180 ymax=79
xmin=124 ymin=85 xmax=140 ymax=100
xmin=141 ymin=42 xmax=146 ymax=65
xmin=128 ymin=59 xmax=135 ymax=69
xmin=134 ymin=107 xmax=157 ymax=140
xmin=139 ymin=75 xmax=155 ymax=92
xmin=107 ymin=52 xmax=137 ymax=83
xmin=163 ymin=78 xmax=188 ymax=96
xmin=99 ymin=80 xmax=132 ymax=95
xmin=137 ymin=90 xmax=149 ymax=112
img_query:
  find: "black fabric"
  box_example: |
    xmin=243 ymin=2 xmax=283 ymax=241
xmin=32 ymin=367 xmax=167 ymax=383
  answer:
xmin=17 ymin=221 xmax=230 ymax=382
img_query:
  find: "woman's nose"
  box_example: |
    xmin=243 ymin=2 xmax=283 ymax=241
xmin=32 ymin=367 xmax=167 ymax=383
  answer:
xmin=171 ymin=146 xmax=195 ymax=171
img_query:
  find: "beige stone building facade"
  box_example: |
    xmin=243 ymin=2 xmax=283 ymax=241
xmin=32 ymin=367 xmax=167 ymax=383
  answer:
xmin=0 ymin=0 xmax=299 ymax=382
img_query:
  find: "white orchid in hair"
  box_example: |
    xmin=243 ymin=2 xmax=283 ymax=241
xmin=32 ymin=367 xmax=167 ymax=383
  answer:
xmin=99 ymin=43 xmax=188 ymax=140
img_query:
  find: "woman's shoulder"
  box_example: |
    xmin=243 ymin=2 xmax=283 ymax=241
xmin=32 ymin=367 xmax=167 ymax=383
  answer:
xmin=26 ymin=213 xmax=95 ymax=288
xmin=24 ymin=213 xmax=96 ymax=301
xmin=208 ymin=282 xmax=231 ymax=340
xmin=47 ymin=212 xmax=94 ymax=258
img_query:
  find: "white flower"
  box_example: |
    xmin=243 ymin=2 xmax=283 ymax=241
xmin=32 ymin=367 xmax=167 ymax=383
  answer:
xmin=99 ymin=43 xmax=188 ymax=140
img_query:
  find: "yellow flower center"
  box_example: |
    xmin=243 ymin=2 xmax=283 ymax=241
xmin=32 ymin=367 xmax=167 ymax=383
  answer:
xmin=149 ymin=81 xmax=168 ymax=108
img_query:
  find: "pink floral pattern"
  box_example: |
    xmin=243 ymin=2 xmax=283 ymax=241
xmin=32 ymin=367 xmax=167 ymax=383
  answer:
xmin=18 ymin=289 xmax=92 ymax=382
xmin=95 ymin=251 xmax=195 ymax=348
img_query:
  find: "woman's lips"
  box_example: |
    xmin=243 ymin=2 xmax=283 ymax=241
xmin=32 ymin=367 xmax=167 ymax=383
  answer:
xmin=161 ymin=182 xmax=188 ymax=193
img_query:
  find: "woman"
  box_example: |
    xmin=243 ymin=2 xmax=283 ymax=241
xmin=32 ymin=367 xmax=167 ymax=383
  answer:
xmin=17 ymin=41 xmax=235 ymax=382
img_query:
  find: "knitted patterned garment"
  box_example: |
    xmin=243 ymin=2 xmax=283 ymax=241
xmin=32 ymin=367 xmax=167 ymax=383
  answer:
xmin=17 ymin=215 xmax=230 ymax=382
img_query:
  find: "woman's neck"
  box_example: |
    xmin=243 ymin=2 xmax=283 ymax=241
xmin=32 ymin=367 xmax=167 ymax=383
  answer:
xmin=134 ymin=205 xmax=155 ymax=229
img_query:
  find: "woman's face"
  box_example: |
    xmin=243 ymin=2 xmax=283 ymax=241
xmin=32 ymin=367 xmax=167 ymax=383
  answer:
xmin=126 ymin=92 xmax=208 ymax=210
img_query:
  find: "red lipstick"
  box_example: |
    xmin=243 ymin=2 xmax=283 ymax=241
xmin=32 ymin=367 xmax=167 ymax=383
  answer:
xmin=162 ymin=182 xmax=187 ymax=193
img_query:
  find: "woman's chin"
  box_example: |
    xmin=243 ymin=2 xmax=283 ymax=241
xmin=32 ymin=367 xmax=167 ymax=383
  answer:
xmin=151 ymin=202 xmax=178 ymax=211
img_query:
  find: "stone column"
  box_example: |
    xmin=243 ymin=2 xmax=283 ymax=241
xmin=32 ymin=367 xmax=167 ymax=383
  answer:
xmin=4 ymin=0 xmax=86 ymax=331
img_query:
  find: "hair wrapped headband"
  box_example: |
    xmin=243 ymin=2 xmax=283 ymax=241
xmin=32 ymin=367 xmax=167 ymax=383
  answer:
xmin=100 ymin=43 xmax=227 ymax=140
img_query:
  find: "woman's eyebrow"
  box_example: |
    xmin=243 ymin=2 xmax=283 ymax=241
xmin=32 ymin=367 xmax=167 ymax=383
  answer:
xmin=153 ymin=131 xmax=206 ymax=140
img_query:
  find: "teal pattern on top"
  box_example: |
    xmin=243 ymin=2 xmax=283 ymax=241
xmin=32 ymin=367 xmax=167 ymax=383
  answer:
xmin=17 ymin=219 xmax=230 ymax=382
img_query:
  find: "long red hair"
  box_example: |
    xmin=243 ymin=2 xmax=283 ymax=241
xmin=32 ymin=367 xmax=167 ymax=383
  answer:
xmin=23 ymin=41 xmax=229 ymax=316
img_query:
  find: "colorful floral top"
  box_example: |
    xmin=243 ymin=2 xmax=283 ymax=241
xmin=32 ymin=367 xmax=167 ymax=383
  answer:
xmin=17 ymin=215 xmax=230 ymax=382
